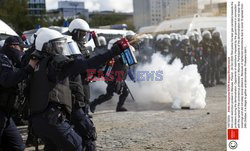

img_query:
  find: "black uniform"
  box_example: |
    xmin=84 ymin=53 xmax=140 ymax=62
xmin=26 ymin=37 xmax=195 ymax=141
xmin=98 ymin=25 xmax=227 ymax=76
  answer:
xmin=178 ymin=40 xmax=191 ymax=66
xmin=212 ymin=37 xmax=225 ymax=85
xmin=138 ymin=40 xmax=154 ymax=63
xmin=69 ymin=55 xmax=97 ymax=151
xmin=168 ymin=39 xmax=180 ymax=64
xmin=76 ymin=41 xmax=92 ymax=114
xmin=90 ymin=56 xmax=135 ymax=112
xmin=199 ymin=38 xmax=214 ymax=87
xmin=189 ymin=39 xmax=201 ymax=65
xmin=29 ymin=44 xmax=122 ymax=151
xmin=0 ymin=43 xmax=34 ymax=151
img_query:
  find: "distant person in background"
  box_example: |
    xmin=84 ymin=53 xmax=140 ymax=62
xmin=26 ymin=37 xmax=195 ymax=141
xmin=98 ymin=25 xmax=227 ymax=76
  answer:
xmin=68 ymin=18 xmax=93 ymax=116
xmin=90 ymin=55 xmax=136 ymax=112
xmin=199 ymin=30 xmax=214 ymax=87
xmin=211 ymin=30 xmax=225 ymax=85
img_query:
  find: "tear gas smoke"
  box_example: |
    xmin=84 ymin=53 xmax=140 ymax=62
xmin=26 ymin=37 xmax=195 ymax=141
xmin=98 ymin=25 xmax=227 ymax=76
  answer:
xmin=90 ymin=53 xmax=206 ymax=109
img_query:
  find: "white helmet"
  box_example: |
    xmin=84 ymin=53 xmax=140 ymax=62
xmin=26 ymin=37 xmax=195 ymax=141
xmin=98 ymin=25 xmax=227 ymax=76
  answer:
xmin=65 ymin=36 xmax=81 ymax=56
xmin=36 ymin=27 xmax=50 ymax=36
xmin=187 ymin=32 xmax=194 ymax=38
xmin=125 ymin=31 xmax=136 ymax=42
xmin=68 ymin=18 xmax=90 ymax=33
xmin=163 ymin=34 xmax=170 ymax=39
xmin=98 ymin=36 xmax=107 ymax=46
xmin=30 ymin=27 xmax=50 ymax=44
xmin=35 ymin=29 xmax=67 ymax=55
xmin=170 ymin=33 xmax=178 ymax=40
xmin=202 ymin=30 xmax=212 ymax=40
xmin=193 ymin=31 xmax=199 ymax=37
xmin=126 ymin=31 xmax=135 ymax=37
xmin=156 ymin=34 xmax=164 ymax=41
xmin=147 ymin=34 xmax=153 ymax=39
xmin=192 ymin=31 xmax=200 ymax=41
xmin=68 ymin=19 xmax=91 ymax=42
xmin=180 ymin=35 xmax=189 ymax=41
xmin=107 ymin=38 xmax=120 ymax=50
xmin=212 ymin=30 xmax=221 ymax=38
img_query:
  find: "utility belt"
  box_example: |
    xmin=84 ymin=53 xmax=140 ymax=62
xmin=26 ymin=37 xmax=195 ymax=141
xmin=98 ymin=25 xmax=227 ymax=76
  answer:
xmin=43 ymin=102 xmax=69 ymax=126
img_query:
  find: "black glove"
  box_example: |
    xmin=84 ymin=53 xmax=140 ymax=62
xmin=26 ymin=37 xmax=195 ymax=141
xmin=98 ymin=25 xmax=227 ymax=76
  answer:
xmin=51 ymin=55 xmax=73 ymax=72
xmin=111 ymin=42 xmax=123 ymax=56
xmin=111 ymin=38 xmax=130 ymax=56
xmin=30 ymin=50 xmax=44 ymax=60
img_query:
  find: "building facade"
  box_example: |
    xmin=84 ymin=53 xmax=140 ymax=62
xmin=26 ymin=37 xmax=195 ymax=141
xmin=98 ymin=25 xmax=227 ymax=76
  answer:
xmin=58 ymin=0 xmax=89 ymax=20
xmin=202 ymin=2 xmax=226 ymax=16
xmin=28 ymin=0 xmax=46 ymax=17
xmin=133 ymin=0 xmax=198 ymax=30
xmin=133 ymin=0 xmax=151 ymax=31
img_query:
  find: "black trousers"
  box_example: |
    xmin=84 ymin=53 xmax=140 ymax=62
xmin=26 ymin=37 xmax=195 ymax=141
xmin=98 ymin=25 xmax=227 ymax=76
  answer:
xmin=30 ymin=106 xmax=83 ymax=151
xmin=0 ymin=111 xmax=25 ymax=151
xmin=92 ymin=81 xmax=129 ymax=109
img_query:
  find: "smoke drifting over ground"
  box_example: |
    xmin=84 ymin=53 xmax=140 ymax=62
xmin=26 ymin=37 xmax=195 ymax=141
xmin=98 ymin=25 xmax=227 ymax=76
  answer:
xmin=90 ymin=53 xmax=206 ymax=110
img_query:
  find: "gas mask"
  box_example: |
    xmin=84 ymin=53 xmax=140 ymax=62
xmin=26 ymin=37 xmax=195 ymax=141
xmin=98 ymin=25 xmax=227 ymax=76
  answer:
xmin=72 ymin=29 xmax=91 ymax=43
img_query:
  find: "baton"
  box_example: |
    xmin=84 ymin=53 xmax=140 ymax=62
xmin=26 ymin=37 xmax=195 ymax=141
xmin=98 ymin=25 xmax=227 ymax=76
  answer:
xmin=124 ymin=81 xmax=136 ymax=102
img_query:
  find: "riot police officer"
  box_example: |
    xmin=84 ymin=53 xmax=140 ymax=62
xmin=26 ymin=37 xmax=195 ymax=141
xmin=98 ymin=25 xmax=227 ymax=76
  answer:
xmin=66 ymin=37 xmax=97 ymax=151
xmin=161 ymin=34 xmax=171 ymax=56
xmin=199 ymin=30 xmax=214 ymax=87
xmin=211 ymin=30 xmax=225 ymax=85
xmin=68 ymin=19 xmax=95 ymax=115
xmin=188 ymin=32 xmax=200 ymax=65
xmin=178 ymin=35 xmax=190 ymax=66
xmin=90 ymin=55 xmax=136 ymax=112
xmin=29 ymin=29 xmax=126 ymax=150
xmin=168 ymin=33 xmax=180 ymax=64
xmin=0 ymin=36 xmax=38 ymax=151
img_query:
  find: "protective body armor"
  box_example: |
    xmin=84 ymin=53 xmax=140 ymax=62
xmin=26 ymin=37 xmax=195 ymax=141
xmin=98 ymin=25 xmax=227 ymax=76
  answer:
xmin=29 ymin=57 xmax=72 ymax=115
xmin=200 ymin=40 xmax=215 ymax=57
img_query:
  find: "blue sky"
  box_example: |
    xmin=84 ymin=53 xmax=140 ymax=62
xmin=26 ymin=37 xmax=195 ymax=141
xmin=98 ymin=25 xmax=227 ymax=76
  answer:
xmin=46 ymin=0 xmax=227 ymax=12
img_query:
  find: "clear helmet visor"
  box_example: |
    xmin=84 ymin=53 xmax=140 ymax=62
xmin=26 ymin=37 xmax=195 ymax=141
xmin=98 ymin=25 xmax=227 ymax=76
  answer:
xmin=75 ymin=30 xmax=91 ymax=43
xmin=50 ymin=38 xmax=67 ymax=55
xmin=66 ymin=41 xmax=81 ymax=55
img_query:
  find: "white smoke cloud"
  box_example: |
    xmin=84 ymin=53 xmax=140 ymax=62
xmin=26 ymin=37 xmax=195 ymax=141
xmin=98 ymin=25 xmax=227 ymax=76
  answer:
xmin=90 ymin=53 xmax=206 ymax=110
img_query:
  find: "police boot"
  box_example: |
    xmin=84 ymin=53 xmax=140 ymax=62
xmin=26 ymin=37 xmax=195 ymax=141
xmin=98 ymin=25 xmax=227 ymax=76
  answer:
xmin=116 ymin=88 xmax=129 ymax=112
xmin=90 ymin=94 xmax=112 ymax=113
xmin=116 ymin=106 xmax=127 ymax=112
xmin=89 ymin=102 xmax=96 ymax=113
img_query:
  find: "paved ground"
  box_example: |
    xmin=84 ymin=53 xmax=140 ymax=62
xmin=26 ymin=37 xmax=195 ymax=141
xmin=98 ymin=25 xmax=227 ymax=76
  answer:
xmin=23 ymin=84 xmax=226 ymax=151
